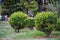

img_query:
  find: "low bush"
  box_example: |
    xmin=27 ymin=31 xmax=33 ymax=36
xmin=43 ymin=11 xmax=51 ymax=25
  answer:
xmin=34 ymin=12 xmax=58 ymax=36
xmin=9 ymin=12 xmax=28 ymax=32
xmin=26 ymin=17 xmax=35 ymax=30
xmin=56 ymin=18 xmax=60 ymax=31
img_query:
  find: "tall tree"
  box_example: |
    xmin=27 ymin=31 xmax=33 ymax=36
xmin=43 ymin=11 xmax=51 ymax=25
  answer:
xmin=0 ymin=5 xmax=2 ymax=14
xmin=1 ymin=0 xmax=20 ymax=16
xmin=37 ymin=0 xmax=48 ymax=12
xmin=14 ymin=0 xmax=38 ymax=16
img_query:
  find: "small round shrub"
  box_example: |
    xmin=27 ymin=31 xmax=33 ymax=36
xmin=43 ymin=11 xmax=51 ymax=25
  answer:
xmin=9 ymin=12 xmax=28 ymax=32
xmin=34 ymin=12 xmax=58 ymax=36
xmin=56 ymin=18 xmax=60 ymax=31
xmin=26 ymin=17 xmax=35 ymax=30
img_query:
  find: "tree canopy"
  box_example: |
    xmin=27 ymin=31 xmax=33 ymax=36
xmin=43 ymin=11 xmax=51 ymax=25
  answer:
xmin=0 ymin=0 xmax=59 ymax=16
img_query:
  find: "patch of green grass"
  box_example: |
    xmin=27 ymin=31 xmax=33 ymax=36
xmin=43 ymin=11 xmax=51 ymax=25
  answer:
xmin=7 ymin=29 xmax=46 ymax=39
xmin=47 ymin=38 xmax=60 ymax=40
xmin=0 ymin=22 xmax=17 ymax=38
xmin=0 ymin=21 xmax=46 ymax=39
xmin=3 ymin=29 xmax=60 ymax=40
xmin=52 ymin=31 xmax=60 ymax=36
xmin=0 ymin=26 xmax=45 ymax=39
xmin=0 ymin=21 xmax=60 ymax=40
xmin=0 ymin=26 xmax=14 ymax=38
xmin=0 ymin=22 xmax=46 ymax=39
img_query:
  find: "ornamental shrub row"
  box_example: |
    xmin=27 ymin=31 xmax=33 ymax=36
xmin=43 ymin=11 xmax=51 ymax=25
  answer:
xmin=9 ymin=11 xmax=60 ymax=36
xmin=9 ymin=12 xmax=35 ymax=32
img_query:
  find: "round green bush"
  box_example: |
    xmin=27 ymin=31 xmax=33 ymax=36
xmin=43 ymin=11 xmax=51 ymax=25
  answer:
xmin=56 ymin=18 xmax=60 ymax=31
xmin=34 ymin=12 xmax=58 ymax=35
xmin=9 ymin=12 xmax=28 ymax=32
xmin=26 ymin=17 xmax=35 ymax=30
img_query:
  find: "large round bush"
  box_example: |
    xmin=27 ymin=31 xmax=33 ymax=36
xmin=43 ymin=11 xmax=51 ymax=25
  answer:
xmin=34 ymin=12 xmax=58 ymax=36
xmin=9 ymin=12 xmax=28 ymax=32
xmin=26 ymin=17 xmax=35 ymax=30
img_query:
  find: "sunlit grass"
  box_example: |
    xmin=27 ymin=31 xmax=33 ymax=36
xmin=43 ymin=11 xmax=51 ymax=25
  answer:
xmin=0 ymin=21 xmax=45 ymax=39
xmin=0 ymin=21 xmax=60 ymax=40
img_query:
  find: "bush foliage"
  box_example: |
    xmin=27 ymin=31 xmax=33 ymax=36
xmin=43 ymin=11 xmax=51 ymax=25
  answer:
xmin=26 ymin=17 xmax=35 ymax=29
xmin=9 ymin=12 xmax=28 ymax=32
xmin=56 ymin=18 xmax=60 ymax=31
xmin=34 ymin=12 xmax=58 ymax=35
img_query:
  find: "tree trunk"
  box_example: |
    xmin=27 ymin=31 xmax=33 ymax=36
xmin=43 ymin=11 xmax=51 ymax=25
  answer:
xmin=23 ymin=7 xmax=28 ymax=14
xmin=47 ymin=34 xmax=51 ymax=38
xmin=37 ymin=0 xmax=43 ymax=12
xmin=45 ymin=32 xmax=51 ymax=38
xmin=23 ymin=2 xmax=28 ymax=14
xmin=30 ymin=26 xmax=33 ymax=30
xmin=38 ymin=5 xmax=42 ymax=12
xmin=15 ymin=29 xmax=19 ymax=33
xmin=17 ymin=29 xmax=19 ymax=32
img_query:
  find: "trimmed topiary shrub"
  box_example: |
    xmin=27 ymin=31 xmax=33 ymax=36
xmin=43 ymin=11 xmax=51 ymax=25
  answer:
xmin=9 ymin=12 xmax=28 ymax=32
xmin=34 ymin=12 xmax=58 ymax=37
xmin=26 ymin=17 xmax=35 ymax=30
xmin=56 ymin=18 xmax=60 ymax=31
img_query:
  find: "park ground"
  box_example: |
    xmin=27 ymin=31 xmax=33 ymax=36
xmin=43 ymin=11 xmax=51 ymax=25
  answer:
xmin=0 ymin=21 xmax=60 ymax=40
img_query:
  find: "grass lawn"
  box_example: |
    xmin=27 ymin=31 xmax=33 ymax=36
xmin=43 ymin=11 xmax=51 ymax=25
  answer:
xmin=0 ymin=21 xmax=46 ymax=40
xmin=0 ymin=21 xmax=60 ymax=40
